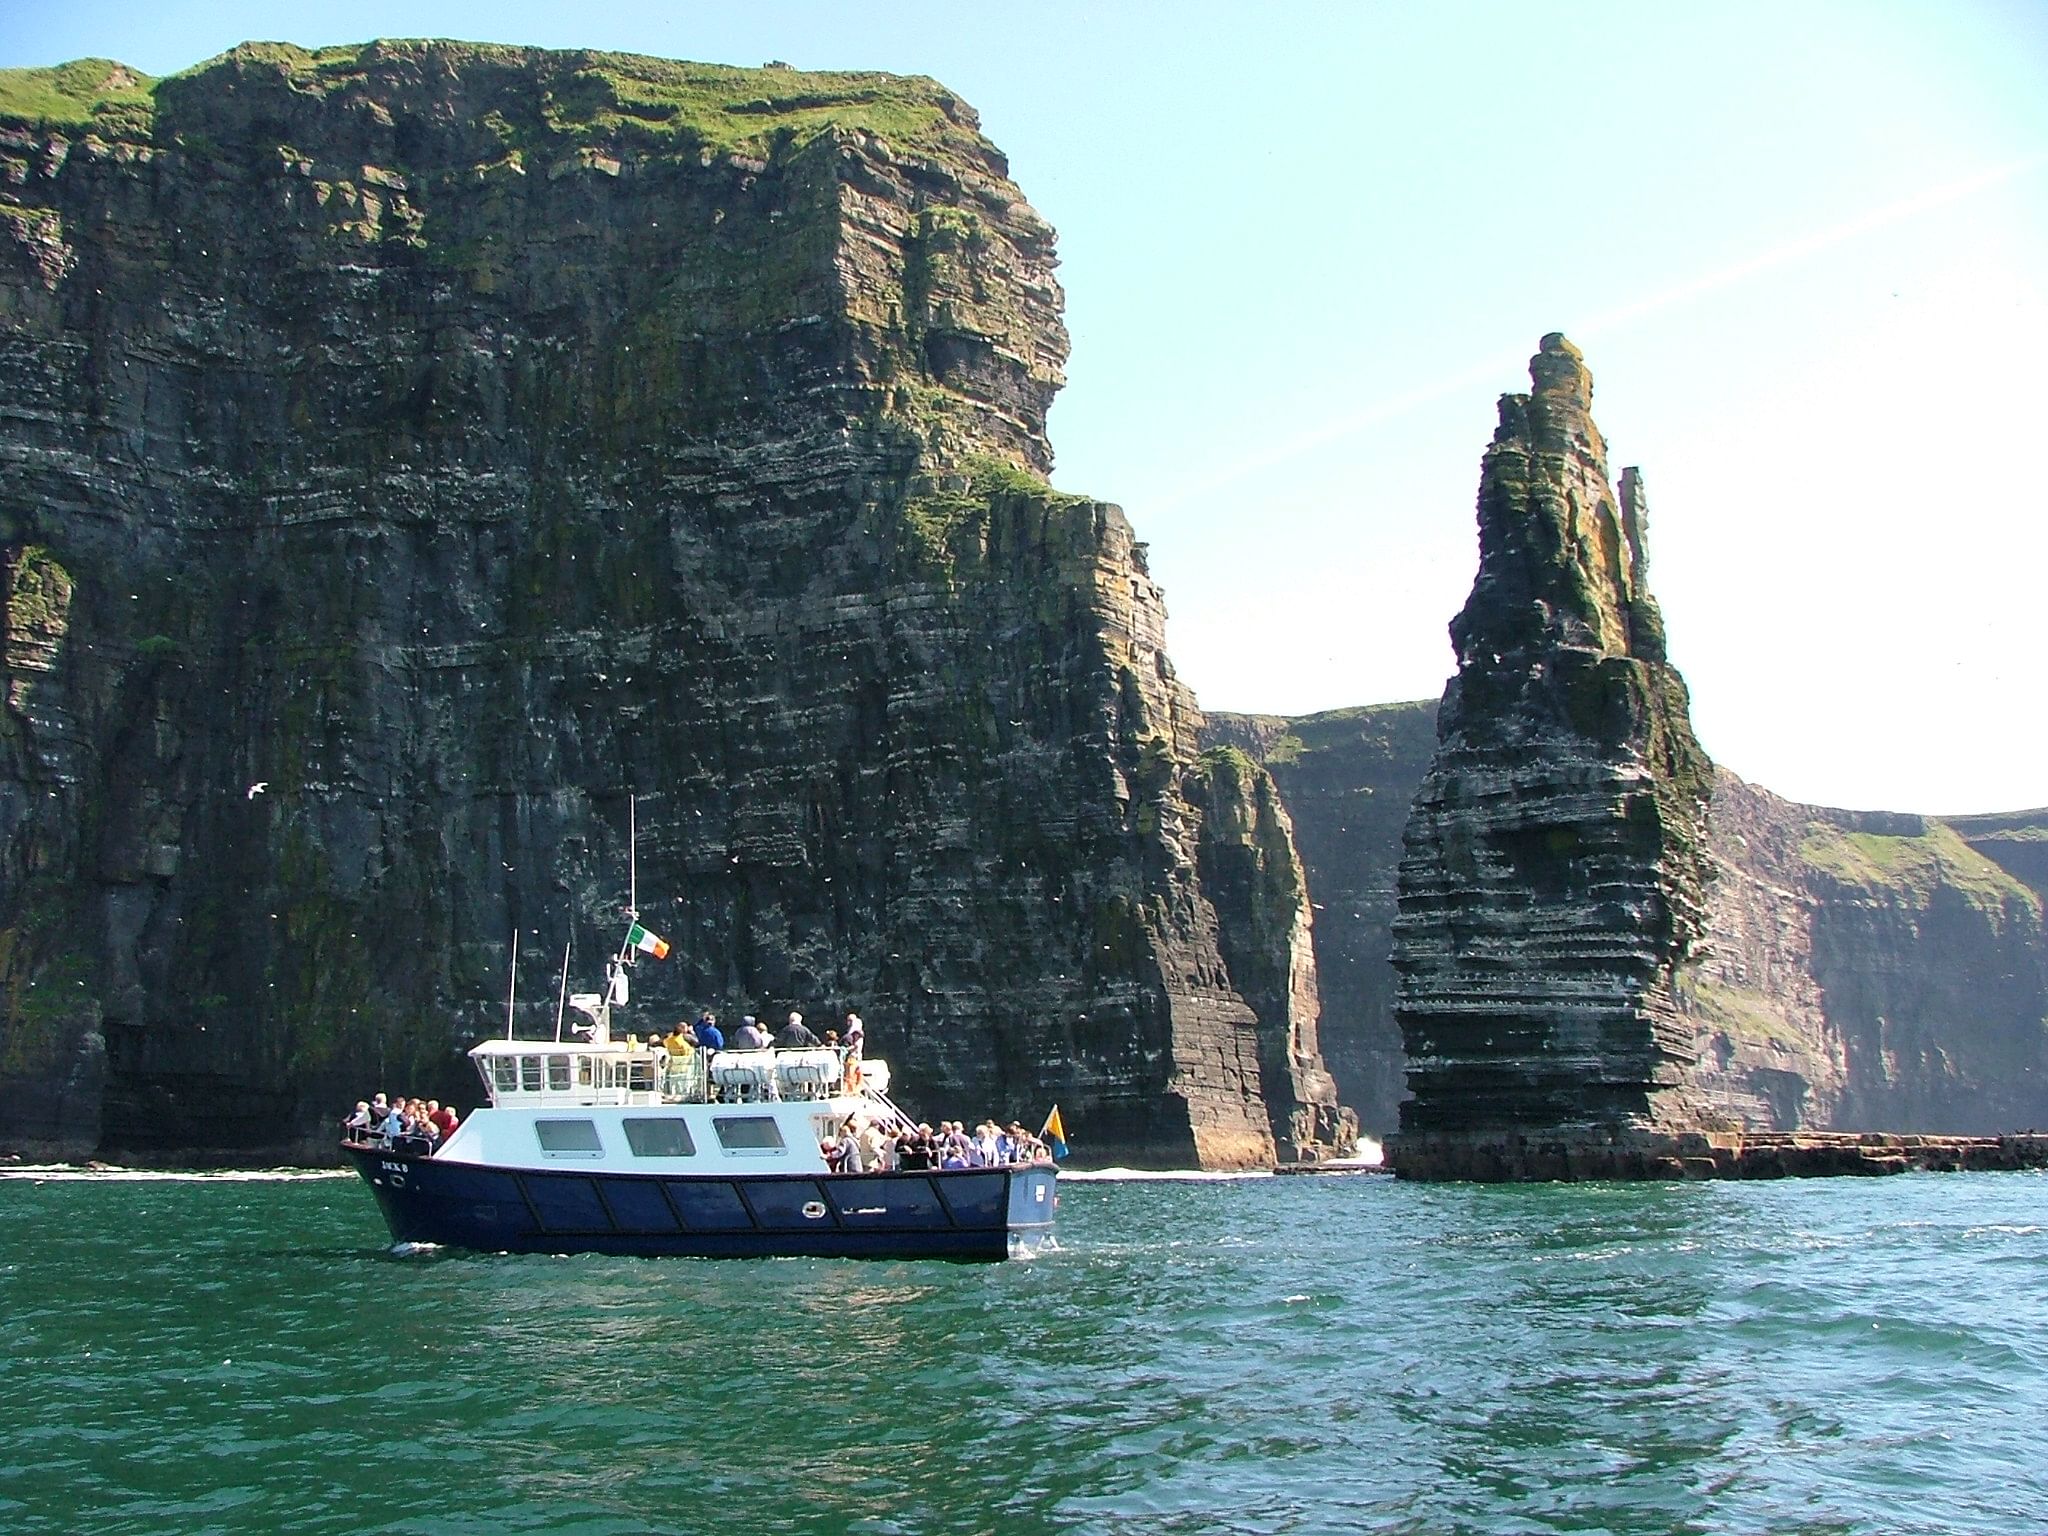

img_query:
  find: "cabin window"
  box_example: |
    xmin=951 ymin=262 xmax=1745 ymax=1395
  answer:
xmin=520 ymin=1055 xmax=544 ymax=1093
xmin=489 ymin=1057 xmax=520 ymax=1094
xmin=534 ymin=1118 xmax=604 ymax=1157
xmin=713 ymin=1115 xmax=787 ymax=1152
xmin=623 ymin=1118 xmax=697 ymax=1158
xmin=546 ymin=1054 xmax=572 ymax=1092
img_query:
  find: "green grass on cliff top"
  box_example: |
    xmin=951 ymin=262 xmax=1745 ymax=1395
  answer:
xmin=1259 ymin=699 xmax=1438 ymax=767
xmin=0 ymin=59 xmax=155 ymax=131
xmin=1798 ymin=819 xmax=2040 ymax=918
xmin=1 ymin=42 xmax=968 ymax=158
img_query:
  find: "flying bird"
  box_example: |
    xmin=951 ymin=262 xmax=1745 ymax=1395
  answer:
xmin=247 ymin=782 xmax=268 ymax=799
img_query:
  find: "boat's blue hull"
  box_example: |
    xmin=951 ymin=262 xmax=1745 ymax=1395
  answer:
xmin=342 ymin=1143 xmax=1058 ymax=1261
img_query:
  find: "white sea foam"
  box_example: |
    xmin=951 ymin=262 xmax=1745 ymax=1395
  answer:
xmin=1060 ymin=1167 xmax=1275 ymax=1182
xmin=0 ymin=1165 xmax=350 ymax=1183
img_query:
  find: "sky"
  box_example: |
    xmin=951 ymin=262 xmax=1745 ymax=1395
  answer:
xmin=4 ymin=2 xmax=2045 ymax=814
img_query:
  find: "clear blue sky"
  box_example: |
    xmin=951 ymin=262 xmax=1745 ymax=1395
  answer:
xmin=5 ymin=2 xmax=2044 ymax=813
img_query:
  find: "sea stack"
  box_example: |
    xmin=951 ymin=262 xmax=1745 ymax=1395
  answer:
xmin=1387 ymin=334 xmax=1717 ymax=1180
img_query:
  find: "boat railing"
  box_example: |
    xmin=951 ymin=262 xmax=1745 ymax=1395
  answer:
xmin=468 ymin=1039 xmax=887 ymax=1109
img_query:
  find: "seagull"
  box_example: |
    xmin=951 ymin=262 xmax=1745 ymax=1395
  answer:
xmin=247 ymin=782 xmax=268 ymax=799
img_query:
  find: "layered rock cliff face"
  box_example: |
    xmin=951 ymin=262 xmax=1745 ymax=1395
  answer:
xmin=1682 ymin=781 xmax=2048 ymax=1132
xmin=1210 ymin=376 xmax=2047 ymax=1143
xmin=1204 ymin=703 xmax=1434 ymax=1132
xmin=0 ymin=44 xmax=1348 ymax=1165
xmin=1221 ymin=687 xmax=2048 ymax=1137
xmin=1387 ymin=335 xmax=1717 ymax=1160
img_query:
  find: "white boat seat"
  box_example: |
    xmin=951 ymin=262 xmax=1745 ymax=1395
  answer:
xmin=771 ymin=1048 xmax=842 ymax=1101
xmin=709 ymin=1050 xmax=776 ymax=1103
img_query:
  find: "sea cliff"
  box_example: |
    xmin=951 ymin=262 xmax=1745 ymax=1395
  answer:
xmin=1207 ymin=340 xmax=2047 ymax=1154
xmin=0 ymin=44 xmax=1352 ymax=1165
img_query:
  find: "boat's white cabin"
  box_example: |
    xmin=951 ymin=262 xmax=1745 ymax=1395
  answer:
xmin=469 ymin=1038 xmax=890 ymax=1110
xmin=434 ymin=1037 xmax=905 ymax=1176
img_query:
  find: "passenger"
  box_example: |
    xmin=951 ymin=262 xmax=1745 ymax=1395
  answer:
xmin=895 ymin=1127 xmax=933 ymax=1171
xmin=778 ymin=1010 xmax=820 ymax=1049
xmin=974 ymin=1121 xmax=999 ymax=1167
xmin=662 ymin=1024 xmax=696 ymax=1097
xmin=429 ymin=1100 xmax=457 ymax=1141
xmin=694 ymin=1011 xmax=724 ymax=1052
xmin=378 ymin=1100 xmax=406 ymax=1144
xmin=840 ymin=1011 xmax=866 ymax=1089
xmin=838 ymin=1115 xmax=866 ymax=1173
xmin=821 ymin=1135 xmax=846 ymax=1173
xmin=731 ymin=1015 xmax=768 ymax=1050
xmin=942 ymin=1121 xmax=973 ymax=1163
xmin=858 ymin=1118 xmax=889 ymax=1172
xmin=344 ymin=1101 xmax=372 ymax=1138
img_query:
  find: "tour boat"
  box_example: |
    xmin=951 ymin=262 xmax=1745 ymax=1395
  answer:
xmin=340 ymin=953 xmax=1058 ymax=1262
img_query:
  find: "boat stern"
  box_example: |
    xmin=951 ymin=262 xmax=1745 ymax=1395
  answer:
xmin=1007 ymin=1165 xmax=1058 ymax=1257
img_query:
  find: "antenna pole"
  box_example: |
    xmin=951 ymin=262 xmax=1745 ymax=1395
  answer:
xmin=554 ymin=940 xmax=572 ymax=1042
xmin=628 ymin=792 xmax=639 ymax=919
xmin=505 ymin=928 xmax=519 ymax=1040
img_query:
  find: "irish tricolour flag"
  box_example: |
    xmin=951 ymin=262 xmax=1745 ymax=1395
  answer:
xmin=626 ymin=922 xmax=670 ymax=960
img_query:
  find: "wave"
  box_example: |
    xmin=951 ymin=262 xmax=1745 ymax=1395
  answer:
xmin=0 ymin=1165 xmax=352 ymax=1183
xmin=1060 ymin=1167 xmax=1277 ymax=1182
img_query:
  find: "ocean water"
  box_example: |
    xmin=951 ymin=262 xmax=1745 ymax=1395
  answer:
xmin=1 ymin=1166 xmax=2044 ymax=1536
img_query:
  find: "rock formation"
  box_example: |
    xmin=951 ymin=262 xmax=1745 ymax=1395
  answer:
xmin=1208 ymin=332 xmax=2048 ymax=1155
xmin=1386 ymin=334 xmax=1718 ymax=1175
xmin=1215 ymin=693 xmax=2048 ymax=1144
xmin=0 ymin=44 xmax=1351 ymax=1166
xmin=1682 ymin=778 xmax=2048 ymax=1133
xmin=1204 ymin=703 xmax=1434 ymax=1132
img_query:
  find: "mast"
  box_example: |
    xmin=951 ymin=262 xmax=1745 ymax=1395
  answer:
xmin=505 ymin=928 xmax=518 ymax=1040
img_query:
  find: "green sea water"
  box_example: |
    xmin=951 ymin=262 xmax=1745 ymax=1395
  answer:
xmin=2 ymin=1166 xmax=2044 ymax=1535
